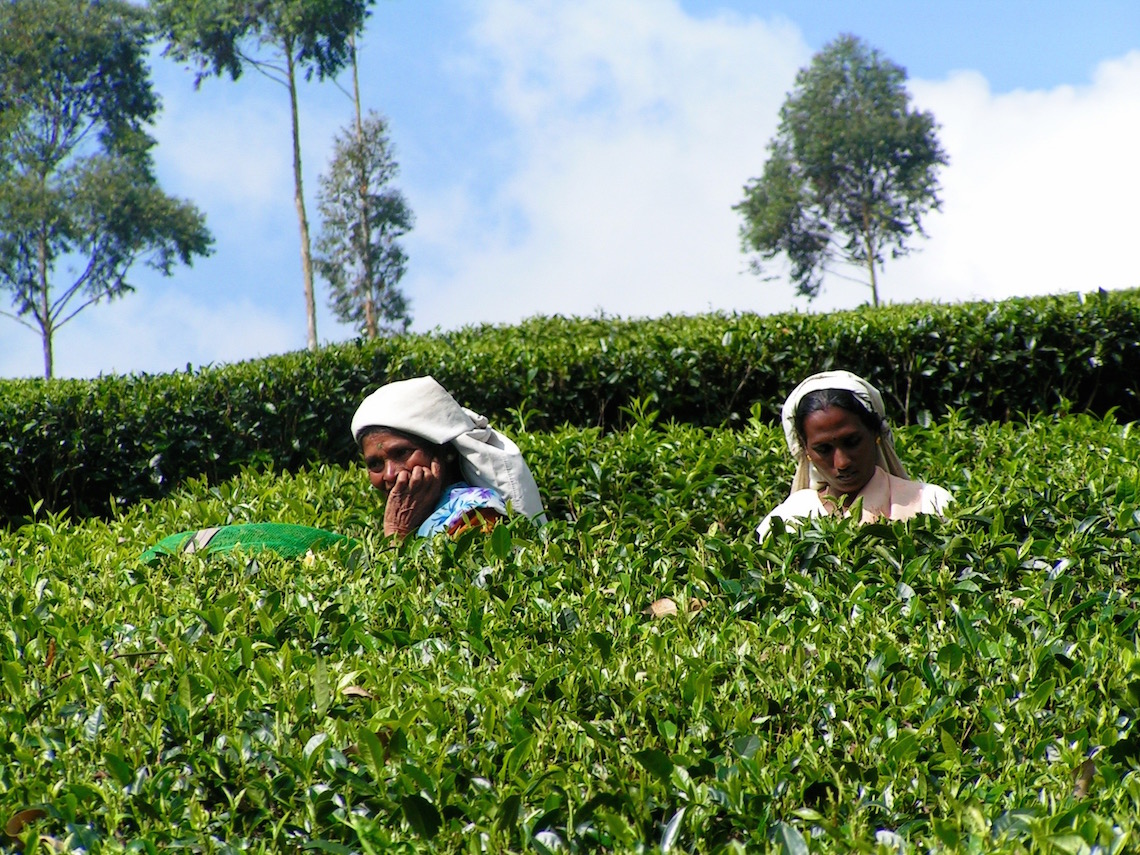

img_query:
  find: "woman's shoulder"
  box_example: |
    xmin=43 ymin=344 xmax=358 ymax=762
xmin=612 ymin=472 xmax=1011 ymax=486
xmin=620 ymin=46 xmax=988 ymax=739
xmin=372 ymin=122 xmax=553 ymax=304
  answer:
xmin=418 ymin=482 xmax=509 ymax=537
xmin=442 ymin=481 xmax=507 ymax=506
xmin=756 ymin=489 xmax=827 ymax=540
xmin=885 ymin=472 xmax=952 ymax=514
xmin=917 ymin=480 xmax=953 ymax=513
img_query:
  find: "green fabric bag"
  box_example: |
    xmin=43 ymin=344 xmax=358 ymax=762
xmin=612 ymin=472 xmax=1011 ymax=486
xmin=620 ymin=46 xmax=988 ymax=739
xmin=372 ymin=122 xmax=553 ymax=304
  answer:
xmin=140 ymin=523 xmax=357 ymax=564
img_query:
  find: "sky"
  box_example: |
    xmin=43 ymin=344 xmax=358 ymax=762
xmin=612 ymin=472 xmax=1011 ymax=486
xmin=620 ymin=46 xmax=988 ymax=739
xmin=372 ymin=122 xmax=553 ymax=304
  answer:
xmin=3 ymin=0 xmax=1139 ymax=378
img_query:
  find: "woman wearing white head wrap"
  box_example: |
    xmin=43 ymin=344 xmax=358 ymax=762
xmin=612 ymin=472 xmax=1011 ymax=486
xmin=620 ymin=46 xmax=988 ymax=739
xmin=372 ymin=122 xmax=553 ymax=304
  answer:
xmin=756 ymin=370 xmax=951 ymax=541
xmin=351 ymin=376 xmax=546 ymax=539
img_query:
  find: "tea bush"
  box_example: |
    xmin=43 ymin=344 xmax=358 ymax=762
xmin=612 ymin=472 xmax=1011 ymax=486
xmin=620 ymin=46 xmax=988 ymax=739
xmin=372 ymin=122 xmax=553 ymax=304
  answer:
xmin=3 ymin=411 xmax=1140 ymax=852
xmin=2 ymin=289 xmax=1139 ymax=523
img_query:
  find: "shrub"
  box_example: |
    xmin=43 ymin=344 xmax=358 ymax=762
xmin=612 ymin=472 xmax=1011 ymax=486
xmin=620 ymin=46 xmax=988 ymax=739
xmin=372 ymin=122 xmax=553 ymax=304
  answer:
xmin=1 ymin=289 xmax=1137 ymax=522
xmin=3 ymin=413 xmax=1139 ymax=850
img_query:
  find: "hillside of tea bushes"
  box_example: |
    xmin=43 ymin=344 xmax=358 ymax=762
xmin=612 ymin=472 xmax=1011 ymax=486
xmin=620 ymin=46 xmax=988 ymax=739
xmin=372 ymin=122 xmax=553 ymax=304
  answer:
xmin=2 ymin=287 xmax=1139 ymax=523
xmin=3 ymin=406 xmax=1140 ymax=852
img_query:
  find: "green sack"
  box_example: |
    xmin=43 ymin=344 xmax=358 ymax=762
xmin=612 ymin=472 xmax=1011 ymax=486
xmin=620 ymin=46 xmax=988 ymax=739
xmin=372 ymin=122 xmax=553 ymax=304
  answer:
xmin=140 ymin=523 xmax=357 ymax=564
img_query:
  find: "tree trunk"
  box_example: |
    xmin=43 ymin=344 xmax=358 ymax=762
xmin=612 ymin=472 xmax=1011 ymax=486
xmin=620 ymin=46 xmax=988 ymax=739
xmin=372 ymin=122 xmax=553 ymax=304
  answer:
xmin=861 ymin=207 xmax=880 ymax=307
xmin=867 ymin=255 xmax=880 ymax=307
xmin=38 ymin=228 xmax=53 ymax=379
xmin=42 ymin=328 xmax=53 ymax=380
xmin=286 ymin=44 xmax=318 ymax=351
xmin=350 ymin=38 xmax=377 ymax=339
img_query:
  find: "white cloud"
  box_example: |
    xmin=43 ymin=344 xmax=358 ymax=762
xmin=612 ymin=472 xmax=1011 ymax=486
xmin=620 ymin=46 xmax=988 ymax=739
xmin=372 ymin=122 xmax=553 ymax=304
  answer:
xmin=157 ymin=85 xmax=292 ymax=219
xmin=410 ymin=0 xmax=811 ymax=330
xmin=893 ymin=52 xmax=1140 ymax=305
xmin=151 ymin=57 xmax=349 ymax=222
xmin=408 ymin=3 xmax=1140 ymax=330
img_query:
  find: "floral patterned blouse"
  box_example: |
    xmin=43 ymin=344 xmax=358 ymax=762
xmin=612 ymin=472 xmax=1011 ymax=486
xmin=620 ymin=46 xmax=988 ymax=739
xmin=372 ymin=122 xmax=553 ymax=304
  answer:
xmin=417 ymin=482 xmax=508 ymax=537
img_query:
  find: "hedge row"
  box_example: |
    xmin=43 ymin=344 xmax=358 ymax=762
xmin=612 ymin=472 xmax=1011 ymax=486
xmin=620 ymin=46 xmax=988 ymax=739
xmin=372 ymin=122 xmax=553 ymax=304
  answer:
xmin=6 ymin=415 xmax=1140 ymax=850
xmin=1 ymin=288 xmax=1138 ymax=522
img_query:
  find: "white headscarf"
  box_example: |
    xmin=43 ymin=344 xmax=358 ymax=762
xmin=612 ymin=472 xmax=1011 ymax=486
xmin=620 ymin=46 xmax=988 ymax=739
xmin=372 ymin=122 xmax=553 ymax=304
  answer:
xmin=780 ymin=370 xmax=910 ymax=492
xmin=351 ymin=376 xmax=547 ymax=521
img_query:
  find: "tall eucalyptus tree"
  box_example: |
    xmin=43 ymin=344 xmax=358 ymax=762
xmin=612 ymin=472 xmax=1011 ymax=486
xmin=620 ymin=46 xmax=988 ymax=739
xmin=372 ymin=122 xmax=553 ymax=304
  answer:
xmin=155 ymin=0 xmax=372 ymax=351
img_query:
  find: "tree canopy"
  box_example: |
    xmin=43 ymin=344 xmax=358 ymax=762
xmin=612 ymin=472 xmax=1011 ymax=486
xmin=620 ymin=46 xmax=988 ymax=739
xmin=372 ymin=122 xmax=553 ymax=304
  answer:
xmin=735 ymin=34 xmax=948 ymax=306
xmin=0 ymin=0 xmax=213 ymax=378
xmin=155 ymin=0 xmax=368 ymax=86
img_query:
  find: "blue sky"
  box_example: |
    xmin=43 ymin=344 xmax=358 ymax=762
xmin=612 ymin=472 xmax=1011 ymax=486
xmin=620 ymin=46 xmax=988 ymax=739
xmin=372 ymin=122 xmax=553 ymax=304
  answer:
xmin=3 ymin=0 xmax=1138 ymax=378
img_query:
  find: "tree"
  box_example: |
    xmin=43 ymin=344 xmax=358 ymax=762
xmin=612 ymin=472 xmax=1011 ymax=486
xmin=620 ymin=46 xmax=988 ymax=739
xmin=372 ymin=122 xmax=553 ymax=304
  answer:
xmin=0 ymin=0 xmax=213 ymax=379
xmin=315 ymin=43 xmax=412 ymax=338
xmin=315 ymin=111 xmax=413 ymax=337
xmin=735 ymin=34 xmax=948 ymax=306
xmin=154 ymin=0 xmax=372 ymax=352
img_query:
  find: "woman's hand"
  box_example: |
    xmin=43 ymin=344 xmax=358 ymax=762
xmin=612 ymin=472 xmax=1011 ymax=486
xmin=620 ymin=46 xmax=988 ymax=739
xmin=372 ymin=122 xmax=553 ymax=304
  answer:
xmin=383 ymin=459 xmax=443 ymax=538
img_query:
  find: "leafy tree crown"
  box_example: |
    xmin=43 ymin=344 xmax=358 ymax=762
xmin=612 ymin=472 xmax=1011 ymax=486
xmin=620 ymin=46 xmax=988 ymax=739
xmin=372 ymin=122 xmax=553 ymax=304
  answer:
xmin=735 ymin=34 xmax=948 ymax=304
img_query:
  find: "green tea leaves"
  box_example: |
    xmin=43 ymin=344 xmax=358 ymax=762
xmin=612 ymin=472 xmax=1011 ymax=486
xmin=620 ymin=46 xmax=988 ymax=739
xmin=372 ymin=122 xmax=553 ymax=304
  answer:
xmin=3 ymin=408 xmax=1140 ymax=850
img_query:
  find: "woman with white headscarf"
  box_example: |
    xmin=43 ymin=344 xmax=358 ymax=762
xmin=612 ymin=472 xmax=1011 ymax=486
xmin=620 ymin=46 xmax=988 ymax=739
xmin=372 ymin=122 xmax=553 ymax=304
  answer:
xmin=351 ymin=376 xmax=546 ymax=539
xmin=756 ymin=370 xmax=951 ymax=541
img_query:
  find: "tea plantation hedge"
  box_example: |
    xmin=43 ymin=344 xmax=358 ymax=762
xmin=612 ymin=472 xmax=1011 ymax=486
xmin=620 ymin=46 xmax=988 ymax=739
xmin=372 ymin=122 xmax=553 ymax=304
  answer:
xmin=1 ymin=288 xmax=1138 ymax=523
xmin=4 ymin=411 xmax=1140 ymax=851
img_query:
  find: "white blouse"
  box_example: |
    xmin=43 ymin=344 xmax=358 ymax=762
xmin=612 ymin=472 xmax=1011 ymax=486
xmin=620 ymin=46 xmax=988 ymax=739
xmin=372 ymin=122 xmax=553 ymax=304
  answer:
xmin=757 ymin=466 xmax=951 ymax=541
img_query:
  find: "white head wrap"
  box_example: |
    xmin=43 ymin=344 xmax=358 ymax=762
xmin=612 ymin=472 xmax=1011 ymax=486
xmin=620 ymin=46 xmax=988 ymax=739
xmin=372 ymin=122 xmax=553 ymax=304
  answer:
xmin=351 ymin=376 xmax=547 ymax=521
xmin=780 ymin=370 xmax=910 ymax=492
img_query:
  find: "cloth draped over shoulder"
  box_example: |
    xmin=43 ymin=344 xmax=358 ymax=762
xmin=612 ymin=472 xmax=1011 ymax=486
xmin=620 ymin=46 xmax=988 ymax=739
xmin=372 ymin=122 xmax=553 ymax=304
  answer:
xmin=781 ymin=370 xmax=910 ymax=492
xmin=351 ymin=376 xmax=547 ymax=522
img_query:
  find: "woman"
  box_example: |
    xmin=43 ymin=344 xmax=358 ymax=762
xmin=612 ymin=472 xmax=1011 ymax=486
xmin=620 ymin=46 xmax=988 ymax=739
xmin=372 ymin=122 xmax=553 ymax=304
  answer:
xmin=756 ymin=370 xmax=951 ymax=540
xmin=351 ymin=376 xmax=546 ymax=539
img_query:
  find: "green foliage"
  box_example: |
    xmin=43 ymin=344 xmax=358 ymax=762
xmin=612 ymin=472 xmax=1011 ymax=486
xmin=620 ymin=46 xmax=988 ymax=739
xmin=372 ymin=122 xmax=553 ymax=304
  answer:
xmin=1 ymin=289 xmax=1139 ymax=524
xmin=154 ymin=0 xmax=375 ymax=352
xmin=0 ymin=0 xmax=213 ymax=378
xmin=154 ymin=0 xmax=371 ymax=85
xmin=2 ymin=412 xmax=1139 ymax=851
xmin=316 ymin=110 xmax=413 ymax=338
xmin=735 ymin=34 xmax=947 ymax=305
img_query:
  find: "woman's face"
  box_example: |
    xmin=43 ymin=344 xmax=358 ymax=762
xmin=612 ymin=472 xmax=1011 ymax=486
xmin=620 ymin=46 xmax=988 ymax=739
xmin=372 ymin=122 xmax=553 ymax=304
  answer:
xmin=801 ymin=405 xmax=879 ymax=497
xmin=360 ymin=429 xmax=443 ymax=496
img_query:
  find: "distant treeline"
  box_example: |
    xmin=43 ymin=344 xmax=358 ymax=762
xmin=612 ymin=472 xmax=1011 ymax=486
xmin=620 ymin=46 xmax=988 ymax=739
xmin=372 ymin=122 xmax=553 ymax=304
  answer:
xmin=2 ymin=289 xmax=1137 ymax=523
